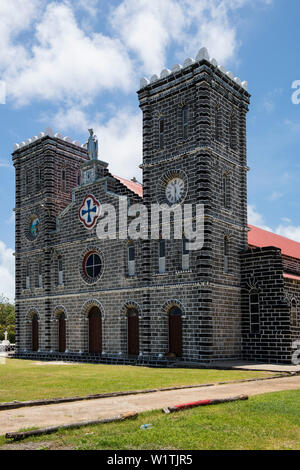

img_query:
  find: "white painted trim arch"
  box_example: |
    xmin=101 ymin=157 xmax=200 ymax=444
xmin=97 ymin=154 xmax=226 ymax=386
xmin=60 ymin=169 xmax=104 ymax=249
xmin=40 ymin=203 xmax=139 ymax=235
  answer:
xmin=53 ymin=305 xmax=68 ymax=320
xmin=81 ymin=299 xmax=106 ymax=320
xmin=120 ymin=301 xmax=142 ymax=320
xmin=161 ymin=299 xmax=187 ymax=318
xmin=26 ymin=307 xmax=40 ymax=322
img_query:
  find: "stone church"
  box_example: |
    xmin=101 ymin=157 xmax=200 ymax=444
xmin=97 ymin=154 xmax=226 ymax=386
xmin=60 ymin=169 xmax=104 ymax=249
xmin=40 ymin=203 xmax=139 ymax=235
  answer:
xmin=12 ymin=47 xmax=300 ymax=365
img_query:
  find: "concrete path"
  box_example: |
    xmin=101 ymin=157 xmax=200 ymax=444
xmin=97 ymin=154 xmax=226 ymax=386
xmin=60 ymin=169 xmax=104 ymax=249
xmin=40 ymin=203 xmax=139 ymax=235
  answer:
xmin=0 ymin=375 xmax=299 ymax=435
xmin=211 ymin=361 xmax=300 ymax=373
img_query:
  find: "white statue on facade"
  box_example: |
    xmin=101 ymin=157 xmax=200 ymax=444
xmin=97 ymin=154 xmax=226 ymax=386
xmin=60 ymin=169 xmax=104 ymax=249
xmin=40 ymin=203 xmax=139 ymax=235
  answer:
xmin=87 ymin=128 xmax=98 ymax=160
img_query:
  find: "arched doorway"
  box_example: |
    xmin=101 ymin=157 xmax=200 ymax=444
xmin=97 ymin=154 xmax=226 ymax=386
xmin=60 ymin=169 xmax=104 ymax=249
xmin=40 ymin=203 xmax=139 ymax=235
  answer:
xmin=58 ymin=313 xmax=66 ymax=352
xmin=127 ymin=308 xmax=139 ymax=356
xmin=168 ymin=306 xmax=182 ymax=357
xmin=32 ymin=313 xmax=39 ymax=352
xmin=88 ymin=306 xmax=102 ymax=354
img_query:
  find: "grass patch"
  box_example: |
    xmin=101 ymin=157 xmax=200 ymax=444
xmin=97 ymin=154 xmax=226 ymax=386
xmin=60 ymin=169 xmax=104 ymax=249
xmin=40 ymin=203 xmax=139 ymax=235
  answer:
xmin=0 ymin=359 xmax=275 ymax=403
xmin=1 ymin=391 xmax=299 ymax=450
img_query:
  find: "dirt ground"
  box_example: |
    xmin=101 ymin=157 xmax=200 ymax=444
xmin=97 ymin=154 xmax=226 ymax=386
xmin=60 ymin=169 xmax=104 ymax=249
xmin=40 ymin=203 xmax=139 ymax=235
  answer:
xmin=0 ymin=374 xmax=299 ymax=436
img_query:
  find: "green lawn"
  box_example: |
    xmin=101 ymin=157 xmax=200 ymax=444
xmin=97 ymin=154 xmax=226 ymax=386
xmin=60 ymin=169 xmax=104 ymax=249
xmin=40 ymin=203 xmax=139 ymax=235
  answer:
xmin=0 ymin=358 xmax=275 ymax=403
xmin=0 ymin=391 xmax=299 ymax=450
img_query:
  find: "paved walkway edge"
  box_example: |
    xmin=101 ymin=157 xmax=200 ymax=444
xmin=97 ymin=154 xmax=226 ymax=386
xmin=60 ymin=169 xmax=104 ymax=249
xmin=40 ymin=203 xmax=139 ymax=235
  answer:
xmin=0 ymin=372 xmax=292 ymax=411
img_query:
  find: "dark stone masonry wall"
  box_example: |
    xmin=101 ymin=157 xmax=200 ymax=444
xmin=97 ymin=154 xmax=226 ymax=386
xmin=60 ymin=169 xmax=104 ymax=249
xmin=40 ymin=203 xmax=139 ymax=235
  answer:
xmin=241 ymin=247 xmax=293 ymax=364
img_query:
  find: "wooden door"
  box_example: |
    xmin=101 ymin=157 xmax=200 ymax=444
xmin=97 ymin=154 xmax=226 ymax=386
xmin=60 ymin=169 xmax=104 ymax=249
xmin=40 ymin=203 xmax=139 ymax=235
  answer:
xmin=88 ymin=307 xmax=102 ymax=354
xmin=128 ymin=309 xmax=139 ymax=356
xmin=168 ymin=307 xmax=182 ymax=357
xmin=32 ymin=314 xmax=39 ymax=352
xmin=58 ymin=314 xmax=66 ymax=353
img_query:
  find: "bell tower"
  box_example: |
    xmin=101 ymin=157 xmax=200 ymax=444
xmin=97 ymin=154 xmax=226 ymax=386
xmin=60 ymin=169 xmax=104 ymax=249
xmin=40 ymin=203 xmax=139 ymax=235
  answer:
xmin=137 ymin=47 xmax=251 ymax=361
xmin=13 ymin=129 xmax=88 ymax=353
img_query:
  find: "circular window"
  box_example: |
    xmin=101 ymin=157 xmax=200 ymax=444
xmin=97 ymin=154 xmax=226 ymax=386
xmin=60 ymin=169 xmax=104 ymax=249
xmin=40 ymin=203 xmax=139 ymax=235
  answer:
xmin=82 ymin=251 xmax=103 ymax=283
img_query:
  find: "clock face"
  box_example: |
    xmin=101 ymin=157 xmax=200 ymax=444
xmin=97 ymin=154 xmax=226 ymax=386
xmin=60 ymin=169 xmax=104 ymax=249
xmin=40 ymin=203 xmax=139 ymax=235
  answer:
xmin=165 ymin=177 xmax=185 ymax=204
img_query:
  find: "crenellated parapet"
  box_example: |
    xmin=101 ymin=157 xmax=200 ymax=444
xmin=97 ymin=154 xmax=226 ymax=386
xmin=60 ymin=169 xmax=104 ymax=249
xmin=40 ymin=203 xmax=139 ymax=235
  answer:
xmin=139 ymin=47 xmax=248 ymax=92
xmin=13 ymin=127 xmax=87 ymax=153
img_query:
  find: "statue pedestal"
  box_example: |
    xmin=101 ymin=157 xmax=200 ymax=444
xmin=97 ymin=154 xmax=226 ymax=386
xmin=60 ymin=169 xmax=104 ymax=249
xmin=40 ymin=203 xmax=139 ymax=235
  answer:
xmin=81 ymin=159 xmax=109 ymax=185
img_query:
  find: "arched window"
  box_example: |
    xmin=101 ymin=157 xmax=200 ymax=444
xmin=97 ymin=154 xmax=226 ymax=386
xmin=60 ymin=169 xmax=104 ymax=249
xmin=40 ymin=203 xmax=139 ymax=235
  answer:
xmin=250 ymin=289 xmax=260 ymax=334
xmin=159 ymin=119 xmax=165 ymax=149
xmin=58 ymin=312 xmax=66 ymax=353
xmin=128 ymin=243 xmax=135 ymax=276
xmin=127 ymin=308 xmax=139 ymax=356
xmin=168 ymin=306 xmax=183 ymax=357
xmin=182 ymin=106 xmax=189 ymax=140
xmin=159 ymin=239 xmax=166 ymax=274
xmin=88 ymin=307 xmax=102 ymax=354
xmin=224 ymin=236 xmax=229 ymax=273
xmin=32 ymin=313 xmax=39 ymax=352
xmin=291 ymin=299 xmax=297 ymax=327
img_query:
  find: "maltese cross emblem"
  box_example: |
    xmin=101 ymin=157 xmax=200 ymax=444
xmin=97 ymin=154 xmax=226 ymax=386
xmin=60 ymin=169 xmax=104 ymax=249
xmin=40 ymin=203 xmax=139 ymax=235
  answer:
xmin=79 ymin=194 xmax=101 ymax=229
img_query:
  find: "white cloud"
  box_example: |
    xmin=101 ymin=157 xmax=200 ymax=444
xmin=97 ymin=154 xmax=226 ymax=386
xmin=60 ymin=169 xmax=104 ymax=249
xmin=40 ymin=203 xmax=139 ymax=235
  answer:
xmin=111 ymin=0 xmax=271 ymax=75
xmin=269 ymin=191 xmax=283 ymax=201
xmin=275 ymin=224 xmax=300 ymax=243
xmin=248 ymin=204 xmax=300 ymax=243
xmin=51 ymin=106 xmax=142 ymax=179
xmin=247 ymin=204 xmax=272 ymax=231
xmin=0 ymin=241 xmax=15 ymax=303
xmin=0 ymin=0 xmax=272 ymax=106
xmin=2 ymin=2 xmax=134 ymax=106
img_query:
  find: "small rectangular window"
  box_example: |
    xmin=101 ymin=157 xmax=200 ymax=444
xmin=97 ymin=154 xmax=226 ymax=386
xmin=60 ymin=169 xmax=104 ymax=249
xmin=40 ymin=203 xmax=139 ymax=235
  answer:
xmin=159 ymin=240 xmax=166 ymax=274
xmin=26 ymin=264 xmax=30 ymax=289
xmin=128 ymin=245 xmax=135 ymax=276
xmin=38 ymin=262 xmax=42 ymax=288
xmin=159 ymin=119 xmax=164 ymax=149
xmin=62 ymin=169 xmax=66 ymax=191
xmin=58 ymin=257 xmax=63 ymax=285
xmin=36 ymin=168 xmax=41 ymax=191
xmin=224 ymin=237 xmax=229 ymax=273
xmin=223 ymin=175 xmax=230 ymax=209
xmin=182 ymin=107 xmax=189 ymax=140
xmin=25 ymin=170 xmax=29 ymax=195
xmin=182 ymin=238 xmax=190 ymax=271
xmin=250 ymin=291 xmax=260 ymax=334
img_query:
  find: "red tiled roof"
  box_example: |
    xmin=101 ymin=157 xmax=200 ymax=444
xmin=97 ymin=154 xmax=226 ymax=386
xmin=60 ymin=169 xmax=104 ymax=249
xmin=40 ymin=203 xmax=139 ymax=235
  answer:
xmin=248 ymin=224 xmax=300 ymax=259
xmin=113 ymin=175 xmax=143 ymax=198
xmin=283 ymin=273 xmax=300 ymax=281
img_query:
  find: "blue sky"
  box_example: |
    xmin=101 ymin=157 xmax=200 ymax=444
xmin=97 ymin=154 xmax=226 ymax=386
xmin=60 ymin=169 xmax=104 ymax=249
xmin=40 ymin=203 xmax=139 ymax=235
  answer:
xmin=0 ymin=0 xmax=300 ymax=301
